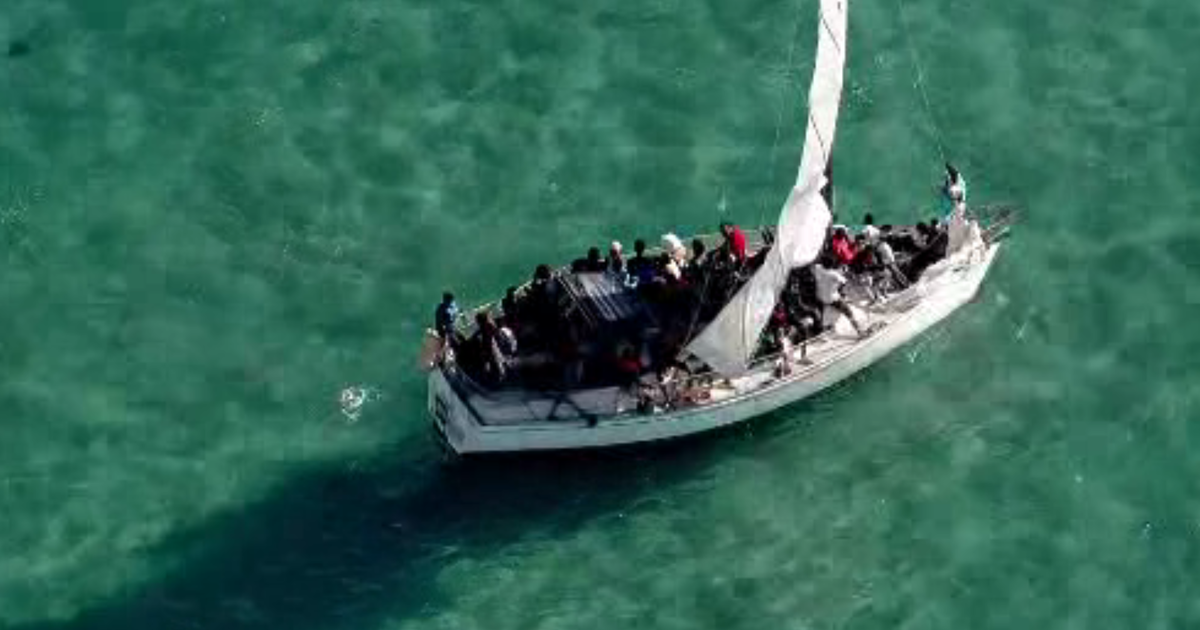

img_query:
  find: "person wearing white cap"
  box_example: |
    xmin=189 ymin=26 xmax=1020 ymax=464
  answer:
xmin=661 ymin=233 xmax=687 ymax=262
xmin=608 ymin=241 xmax=626 ymax=275
xmin=609 ymin=241 xmax=636 ymax=286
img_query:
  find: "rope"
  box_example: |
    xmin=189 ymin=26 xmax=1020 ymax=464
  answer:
xmin=761 ymin=3 xmax=806 ymax=227
xmin=895 ymin=0 xmax=948 ymax=164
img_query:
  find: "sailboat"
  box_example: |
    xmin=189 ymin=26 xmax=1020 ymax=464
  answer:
xmin=423 ymin=0 xmax=1014 ymax=456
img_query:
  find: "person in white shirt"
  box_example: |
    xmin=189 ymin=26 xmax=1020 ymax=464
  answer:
xmin=876 ymin=225 xmax=909 ymax=290
xmin=940 ymin=164 xmax=980 ymax=256
xmin=662 ymin=233 xmax=687 ymax=264
xmin=812 ymin=261 xmax=867 ymax=337
xmin=943 ymin=163 xmax=966 ymax=201
xmin=860 ymin=212 xmax=880 ymax=244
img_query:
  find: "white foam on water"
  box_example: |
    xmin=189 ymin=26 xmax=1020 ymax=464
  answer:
xmin=339 ymin=385 xmax=380 ymax=423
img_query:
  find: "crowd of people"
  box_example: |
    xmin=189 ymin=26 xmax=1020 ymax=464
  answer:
xmin=436 ymin=222 xmax=758 ymax=388
xmin=436 ymin=164 xmax=972 ymax=392
xmin=761 ymin=162 xmax=969 ymax=376
xmin=760 ymin=212 xmax=958 ymax=376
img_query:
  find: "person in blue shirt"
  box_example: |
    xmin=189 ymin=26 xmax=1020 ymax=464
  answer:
xmin=434 ymin=292 xmax=460 ymax=345
xmin=628 ymin=239 xmax=657 ymax=285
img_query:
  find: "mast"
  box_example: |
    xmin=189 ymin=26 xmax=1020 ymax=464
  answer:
xmin=684 ymin=0 xmax=849 ymax=377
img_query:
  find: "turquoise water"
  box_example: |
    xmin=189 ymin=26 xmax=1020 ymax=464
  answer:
xmin=3 ymin=0 xmax=1199 ymax=627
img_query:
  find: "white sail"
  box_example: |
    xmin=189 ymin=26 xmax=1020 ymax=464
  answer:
xmin=685 ymin=0 xmax=848 ymax=377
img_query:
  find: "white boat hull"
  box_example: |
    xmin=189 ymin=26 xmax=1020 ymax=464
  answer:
xmin=429 ymin=240 xmax=1002 ymax=456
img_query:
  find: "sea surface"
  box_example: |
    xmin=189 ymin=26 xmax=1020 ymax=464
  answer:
xmin=2 ymin=0 xmax=1198 ymax=628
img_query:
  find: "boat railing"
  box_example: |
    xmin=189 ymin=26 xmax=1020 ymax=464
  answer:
xmin=441 ymin=362 xmax=642 ymax=425
xmin=443 ymin=305 xmax=884 ymax=426
xmin=971 ymin=203 xmax=1021 ymax=244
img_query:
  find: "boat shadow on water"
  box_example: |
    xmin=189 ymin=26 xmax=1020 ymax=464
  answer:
xmin=12 ymin=407 xmax=813 ymax=630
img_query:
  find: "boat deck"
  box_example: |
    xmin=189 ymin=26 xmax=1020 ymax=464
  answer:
xmin=443 ymin=277 xmax=924 ymax=427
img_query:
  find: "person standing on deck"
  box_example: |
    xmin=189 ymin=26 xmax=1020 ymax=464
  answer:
xmin=875 ymin=227 xmax=910 ymax=291
xmin=573 ymin=247 xmax=607 ymax=273
xmin=629 ymin=239 xmax=656 ymax=285
xmin=475 ymin=311 xmax=508 ymax=385
xmin=941 ymin=162 xmax=967 ymax=216
xmin=691 ymin=238 xmax=709 ymax=268
xmin=941 ymin=163 xmax=980 ymax=255
xmin=607 ymin=241 xmax=628 ymax=282
xmin=500 ymin=286 xmax=521 ymax=331
xmin=812 ymin=261 xmax=867 ymax=338
xmin=720 ymin=221 xmax=748 ymax=267
xmin=830 ymin=226 xmax=857 ymax=266
xmin=662 ymin=233 xmax=688 ymax=266
xmin=859 ymin=212 xmax=880 ymax=244
xmin=435 ymin=292 xmax=461 ymax=345
xmin=684 ymin=238 xmax=709 ymax=286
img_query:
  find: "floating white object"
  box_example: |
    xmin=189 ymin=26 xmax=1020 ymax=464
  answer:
xmin=340 ymin=386 xmax=372 ymax=422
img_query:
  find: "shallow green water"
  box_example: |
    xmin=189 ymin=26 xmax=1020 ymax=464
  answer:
xmin=2 ymin=0 xmax=1199 ymax=628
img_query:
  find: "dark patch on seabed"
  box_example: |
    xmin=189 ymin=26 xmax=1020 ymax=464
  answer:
xmin=8 ymin=433 xmax=752 ymax=630
xmin=7 ymin=40 xmax=32 ymax=58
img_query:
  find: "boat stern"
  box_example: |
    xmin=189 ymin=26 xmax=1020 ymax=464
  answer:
xmin=427 ymin=368 xmax=476 ymax=456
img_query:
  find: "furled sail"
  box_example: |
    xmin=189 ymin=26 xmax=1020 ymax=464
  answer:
xmin=685 ymin=0 xmax=849 ymax=377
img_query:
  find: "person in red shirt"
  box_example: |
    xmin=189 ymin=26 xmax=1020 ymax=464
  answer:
xmin=830 ymin=226 xmax=857 ymax=265
xmin=615 ymin=345 xmax=643 ymax=385
xmin=720 ymin=221 xmax=748 ymax=265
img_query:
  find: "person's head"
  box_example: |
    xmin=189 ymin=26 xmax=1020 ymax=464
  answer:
xmin=475 ymin=311 xmax=491 ymax=326
xmin=881 ymin=224 xmax=893 ymax=234
xmin=916 ymin=221 xmax=930 ymax=236
xmin=634 ymin=239 xmax=646 ymax=256
xmin=720 ymin=221 xmax=734 ymax=238
xmin=662 ymin=233 xmax=684 ymax=256
xmin=610 ymin=241 xmax=623 ymax=256
xmin=587 ymin=247 xmax=601 ymax=262
xmin=930 ymin=218 xmax=941 ymax=231
xmin=862 ymin=212 xmax=875 ymax=226
xmin=833 ymin=226 xmax=848 ymax=240
xmin=692 ymin=238 xmax=706 ymax=258
xmin=442 ymin=292 xmax=454 ymax=304
xmin=945 ymin=162 xmax=959 ymax=181
xmin=534 ymin=264 xmax=552 ymax=282
xmin=505 ymin=286 xmax=517 ymax=299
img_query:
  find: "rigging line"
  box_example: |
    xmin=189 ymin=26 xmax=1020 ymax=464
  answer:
xmin=678 ymin=254 xmax=719 ymax=353
xmin=895 ymin=0 xmax=948 ymax=164
xmin=763 ymin=1 xmax=805 ymax=227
